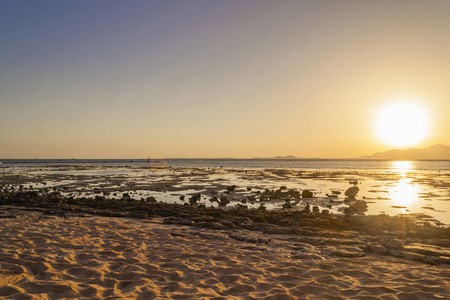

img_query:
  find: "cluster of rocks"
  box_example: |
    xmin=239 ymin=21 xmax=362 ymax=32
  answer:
xmin=254 ymin=187 xmax=301 ymax=201
xmin=1 ymin=187 xmax=449 ymax=237
xmin=178 ymin=185 xmax=320 ymax=211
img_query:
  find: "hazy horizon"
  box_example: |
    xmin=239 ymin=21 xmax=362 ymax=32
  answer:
xmin=1 ymin=142 xmax=449 ymax=160
xmin=2 ymin=0 xmax=450 ymax=159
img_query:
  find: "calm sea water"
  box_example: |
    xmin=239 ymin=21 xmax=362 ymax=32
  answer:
xmin=1 ymin=159 xmax=450 ymax=171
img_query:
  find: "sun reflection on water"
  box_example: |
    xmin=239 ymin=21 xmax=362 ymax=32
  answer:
xmin=388 ymin=161 xmax=419 ymax=210
xmin=391 ymin=161 xmax=413 ymax=175
xmin=389 ymin=178 xmax=419 ymax=207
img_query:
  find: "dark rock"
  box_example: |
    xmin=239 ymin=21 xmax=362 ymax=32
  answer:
xmin=344 ymin=200 xmax=368 ymax=216
xmin=288 ymin=189 xmax=301 ymax=198
xmin=189 ymin=194 xmax=201 ymax=206
xmin=301 ymin=190 xmax=313 ymax=198
xmin=236 ymin=203 xmax=248 ymax=210
xmin=282 ymin=201 xmax=292 ymax=209
xmin=303 ymin=204 xmax=311 ymax=213
xmin=218 ymin=196 xmax=230 ymax=207
xmin=226 ymin=185 xmax=237 ymax=192
xmin=345 ymin=186 xmax=359 ymax=198
xmin=247 ymin=195 xmax=256 ymax=202
xmin=146 ymin=196 xmax=157 ymax=203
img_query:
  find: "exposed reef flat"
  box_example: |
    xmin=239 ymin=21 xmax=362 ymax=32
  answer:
xmin=1 ymin=165 xmax=449 ymax=224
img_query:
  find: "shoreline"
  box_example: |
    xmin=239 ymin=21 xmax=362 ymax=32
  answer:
xmin=1 ymin=186 xmax=450 ymax=236
xmin=1 ymin=165 xmax=449 ymax=225
xmin=1 ymin=196 xmax=450 ymax=258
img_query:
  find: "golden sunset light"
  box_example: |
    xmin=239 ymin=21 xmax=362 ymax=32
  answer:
xmin=1 ymin=1 xmax=450 ymax=299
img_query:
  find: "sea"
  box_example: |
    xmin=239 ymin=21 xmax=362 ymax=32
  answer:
xmin=1 ymin=158 xmax=450 ymax=171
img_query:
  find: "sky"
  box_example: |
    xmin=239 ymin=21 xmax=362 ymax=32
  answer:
xmin=1 ymin=0 xmax=450 ymax=159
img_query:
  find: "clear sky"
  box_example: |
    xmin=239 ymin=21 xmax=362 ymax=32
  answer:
xmin=1 ymin=0 xmax=449 ymax=159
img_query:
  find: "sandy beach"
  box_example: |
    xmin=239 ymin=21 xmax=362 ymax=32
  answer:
xmin=1 ymin=207 xmax=449 ymax=299
xmin=3 ymin=0 xmax=450 ymax=298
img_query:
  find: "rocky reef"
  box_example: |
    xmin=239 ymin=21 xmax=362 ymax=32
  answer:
xmin=1 ymin=186 xmax=450 ymax=265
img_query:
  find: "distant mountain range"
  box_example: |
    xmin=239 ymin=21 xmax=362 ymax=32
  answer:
xmin=271 ymin=155 xmax=302 ymax=159
xmin=360 ymin=144 xmax=450 ymax=160
xmin=252 ymin=155 xmax=308 ymax=159
xmin=251 ymin=145 xmax=450 ymax=160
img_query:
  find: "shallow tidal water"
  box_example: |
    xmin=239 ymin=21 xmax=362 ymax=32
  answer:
xmin=1 ymin=160 xmax=449 ymax=225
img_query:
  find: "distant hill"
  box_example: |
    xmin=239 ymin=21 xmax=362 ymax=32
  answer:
xmin=252 ymin=155 xmax=303 ymax=159
xmin=273 ymin=155 xmax=301 ymax=159
xmin=360 ymin=144 xmax=450 ymax=160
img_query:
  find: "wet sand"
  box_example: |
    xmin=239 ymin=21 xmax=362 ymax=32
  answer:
xmin=1 ymin=209 xmax=449 ymax=299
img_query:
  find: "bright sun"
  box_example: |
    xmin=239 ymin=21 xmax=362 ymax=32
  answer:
xmin=375 ymin=101 xmax=430 ymax=148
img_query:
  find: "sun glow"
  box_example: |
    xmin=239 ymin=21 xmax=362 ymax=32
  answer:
xmin=389 ymin=178 xmax=419 ymax=207
xmin=375 ymin=100 xmax=430 ymax=148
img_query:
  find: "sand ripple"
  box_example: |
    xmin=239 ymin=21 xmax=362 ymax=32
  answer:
xmin=0 ymin=210 xmax=449 ymax=299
